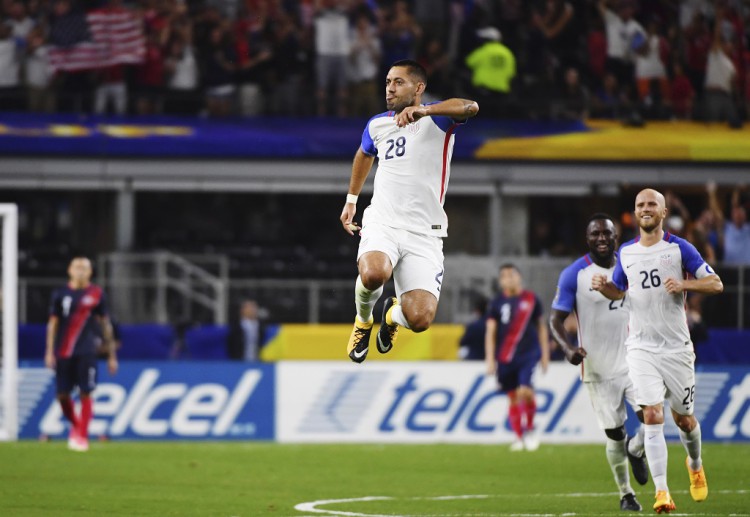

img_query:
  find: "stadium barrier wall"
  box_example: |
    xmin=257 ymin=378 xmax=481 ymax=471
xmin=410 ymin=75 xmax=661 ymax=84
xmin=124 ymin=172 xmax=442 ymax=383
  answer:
xmin=16 ymin=362 xmax=750 ymax=443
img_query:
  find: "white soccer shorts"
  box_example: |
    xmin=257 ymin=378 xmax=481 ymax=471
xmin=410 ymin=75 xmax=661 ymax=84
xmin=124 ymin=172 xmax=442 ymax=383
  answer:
xmin=357 ymin=221 xmax=444 ymax=300
xmin=626 ymin=348 xmax=696 ymax=415
xmin=584 ymin=375 xmax=639 ymax=430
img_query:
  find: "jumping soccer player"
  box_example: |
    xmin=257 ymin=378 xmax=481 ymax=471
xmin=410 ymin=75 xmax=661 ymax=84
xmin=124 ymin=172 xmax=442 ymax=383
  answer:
xmin=592 ymin=189 xmax=723 ymax=513
xmin=485 ymin=264 xmax=549 ymax=451
xmin=45 ymin=256 xmax=118 ymax=451
xmin=340 ymin=59 xmax=479 ymax=363
xmin=550 ymin=213 xmax=648 ymax=512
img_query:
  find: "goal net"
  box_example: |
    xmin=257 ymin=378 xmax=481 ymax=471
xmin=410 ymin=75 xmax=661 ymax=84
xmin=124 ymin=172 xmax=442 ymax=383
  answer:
xmin=0 ymin=204 xmax=18 ymax=441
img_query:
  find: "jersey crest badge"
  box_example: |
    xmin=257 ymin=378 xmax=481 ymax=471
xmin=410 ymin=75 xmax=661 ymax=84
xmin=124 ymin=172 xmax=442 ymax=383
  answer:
xmin=82 ymin=295 xmax=97 ymax=306
xmin=660 ymin=253 xmax=672 ymax=267
xmin=407 ymin=120 xmax=421 ymax=135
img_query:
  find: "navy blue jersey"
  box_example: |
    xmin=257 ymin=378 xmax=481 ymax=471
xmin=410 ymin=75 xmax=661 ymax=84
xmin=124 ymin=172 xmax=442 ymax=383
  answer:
xmin=487 ymin=290 xmax=543 ymax=363
xmin=49 ymin=284 xmax=108 ymax=358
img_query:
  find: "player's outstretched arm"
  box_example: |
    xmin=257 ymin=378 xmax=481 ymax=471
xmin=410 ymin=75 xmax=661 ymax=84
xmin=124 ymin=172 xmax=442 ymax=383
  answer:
xmin=549 ymin=309 xmax=586 ymax=366
xmin=664 ymin=274 xmax=723 ymax=296
xmin=394 ymin=98 xmax=479 ymax=127
xmin=340 ymin=148 xmax=375 ymax=235
xmin=591 ymin=273 xmax=625 ymax=300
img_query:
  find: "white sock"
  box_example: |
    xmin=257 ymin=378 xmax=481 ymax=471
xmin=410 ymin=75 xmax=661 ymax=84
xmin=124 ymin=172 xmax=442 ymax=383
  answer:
xmin=628 ymin=425 xmax=646 ymax=457
xmin=644 ymin=423 xmax=669 ymax=492
xmin=606 ymin=438 xmax=633 ymax=498
xmin=355 ymin=276 xmax=382 ymax=323
xmin=679 ymin=422 xmax=703 ymax=471
xmin=390 ymin=304 xmax=411 ymax=329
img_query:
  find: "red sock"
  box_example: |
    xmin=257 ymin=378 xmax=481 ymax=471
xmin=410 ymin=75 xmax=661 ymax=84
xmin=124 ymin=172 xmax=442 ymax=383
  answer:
xmin=523 ymin=399 xmax=537 ymax=432
xmin=79 ymin=397 xmax=93 ymax=440
xmin=59 ymin=398 xmax=79 ymax=428
xmin=508 ymin=404 xmax=523 ymax=438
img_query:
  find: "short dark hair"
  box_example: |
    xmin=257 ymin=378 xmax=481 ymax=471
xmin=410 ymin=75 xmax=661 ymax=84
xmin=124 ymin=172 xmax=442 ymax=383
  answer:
xmin=69 ymin=255 xmax=92 ymax=264
xmin=499 ymin=263 xmax=519 ymax=273
xmin=587 ymin=212 xmax=614 ymax=225
xmin=391 ymin=59 xmax=427 ymax=83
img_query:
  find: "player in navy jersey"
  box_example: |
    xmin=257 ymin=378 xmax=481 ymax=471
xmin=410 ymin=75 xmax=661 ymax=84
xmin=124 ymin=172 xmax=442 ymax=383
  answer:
xmin=485 ymin=264 xmax=549 ymax=451
xmin=592 ymin=189 xmax=723 ymax=513
xmin=340 ymin=59 xmax=479 ymax=363
xmin=550 ymin=214 xmax=646 ymax=512
xmin=45 ymin=257 xmax=118 ymax=451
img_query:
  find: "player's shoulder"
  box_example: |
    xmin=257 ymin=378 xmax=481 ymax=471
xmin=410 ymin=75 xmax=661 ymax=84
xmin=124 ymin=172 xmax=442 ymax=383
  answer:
xmin=364 ymin=111 xmax=394 ymax=131
xmin=561 ymin=254 xmax=593 ymax=277
xmin=618 ymin=237 xmax=639 ymax=253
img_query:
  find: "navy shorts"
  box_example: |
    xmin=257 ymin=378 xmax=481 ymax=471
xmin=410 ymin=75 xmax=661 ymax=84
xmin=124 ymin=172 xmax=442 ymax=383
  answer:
xmin=56 ymin=355 xmax=98 ymax=395
xmin=496 ymin=353 xmax=539 ymax=393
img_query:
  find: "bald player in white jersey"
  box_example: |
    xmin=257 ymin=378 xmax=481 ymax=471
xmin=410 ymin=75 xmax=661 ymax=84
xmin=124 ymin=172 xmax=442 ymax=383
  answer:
xmin=550 ymin=213 xmax=647 ymax=512
xmin=592 ymin=189 xmax=723 ymax=514
xmin=339 ymin=59 xmax=479 ymax=363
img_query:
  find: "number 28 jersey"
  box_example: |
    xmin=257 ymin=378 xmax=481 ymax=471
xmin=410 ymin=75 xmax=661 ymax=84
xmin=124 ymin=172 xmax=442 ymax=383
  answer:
xmin=360 ymin=104 xmax=465 ymax=238
xmin=612 ymin=232 xmax=715 ymax=353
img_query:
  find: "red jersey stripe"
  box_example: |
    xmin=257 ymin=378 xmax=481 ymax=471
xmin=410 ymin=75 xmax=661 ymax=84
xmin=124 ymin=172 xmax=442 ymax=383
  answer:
xmin=498 ymin=290 xmax=536 ymax=363
xmin=58 ymin=286 xmax=102 ymax=358
xmin=439 ymin=123 xmax=458 ymax=203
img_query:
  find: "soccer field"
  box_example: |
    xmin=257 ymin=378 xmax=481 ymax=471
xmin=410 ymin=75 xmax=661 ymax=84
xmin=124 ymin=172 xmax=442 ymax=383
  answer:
xmin=0 ymin=442 xmax=747 ymax=516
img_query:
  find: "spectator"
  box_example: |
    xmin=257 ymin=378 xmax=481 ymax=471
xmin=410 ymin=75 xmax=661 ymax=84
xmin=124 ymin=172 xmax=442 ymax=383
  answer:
xmin=226 ymin=300 xmax=266 ymax=361
xmin=135 ymin=30 xmax=167 ymax=115
xmin=670 ymin=62 xmax=695 ymax=119
xmin=708 ymin=183 xmax=750 ymax=264
xmin=417 ymin=36 xmax=450 ymax=102
xmin=380 ymin=0 xmax=422 ymax=77
xmin=465 ymin=26 xmax=515 ymax=117
xmin=269 ymin=12 xmax=305 ymax=116
xmin=313 ymin=0 xmax=350 ymax=117
xmin=703 ymin=7 xmax=739 ymax=124
xmin=164 ymin=35 xmax=200 ymax=115
xmin=458 ymin=296 xmax=488 ymax=361
xmin=348 ymin=12 xmax=381 ymax=117
xmin=530 ymin=0 xmax=577 ymax=76
xmin=0 ymin=24 xmax=19 ymax=110
xmin=94 ymin=65 xmax=128 ymax=115
xmin=591 ymin=72 xmax=626 ymax=119
xmin=684 ymin=11 xmax=712 ymax=97
xmin=6 ymin=0 xmax=35 ymax=42
xmin=597 ymin=0 xmax=644 ymax=96
xmin=551 ymin=67 xmax=590 ymax=120
xmin=587 ymin=17 xmax=607 ymax=86
xmin=25 ymin=26 xmax=54 ymax=112
xmin=203 ymin=23 xmax=237 ymax=118
xmin=634 ymin=20 xmax=670 ymax=114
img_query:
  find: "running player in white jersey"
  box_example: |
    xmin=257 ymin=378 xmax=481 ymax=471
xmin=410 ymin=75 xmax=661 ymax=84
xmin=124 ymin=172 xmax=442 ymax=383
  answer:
xmin=592 ymin=189 xmax=723 ymax=514
xmin=550 ymin=213 xmax=647 ymax=512
xmin=339 ymin=59 xmax=479 ymax=363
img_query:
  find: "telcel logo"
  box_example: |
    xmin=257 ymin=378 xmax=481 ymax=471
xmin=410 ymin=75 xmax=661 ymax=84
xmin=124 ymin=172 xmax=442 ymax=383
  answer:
xmin=40 ymin=369 xmax=263 ymax=437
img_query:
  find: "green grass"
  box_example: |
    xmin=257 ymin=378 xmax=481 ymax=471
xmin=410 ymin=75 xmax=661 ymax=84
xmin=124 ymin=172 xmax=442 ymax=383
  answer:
xmin=0 ymin=441 xmax=747 ymax=516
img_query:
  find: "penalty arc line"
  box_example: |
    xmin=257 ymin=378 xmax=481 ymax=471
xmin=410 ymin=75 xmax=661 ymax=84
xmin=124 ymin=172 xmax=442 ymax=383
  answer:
xmin=294 ymin=490 xmax=750 ymax=517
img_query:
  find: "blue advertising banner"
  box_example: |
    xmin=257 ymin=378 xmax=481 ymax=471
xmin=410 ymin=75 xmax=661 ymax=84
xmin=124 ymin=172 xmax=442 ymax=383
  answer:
xmin=18 ymin=361 xmax=274 ymax=440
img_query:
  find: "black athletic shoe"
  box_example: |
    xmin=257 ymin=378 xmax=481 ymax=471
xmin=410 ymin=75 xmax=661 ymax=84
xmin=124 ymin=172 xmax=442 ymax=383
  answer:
xmin=347 ymin=318 xmax=373 ymax=363
xmin=626 ymin=436 xmax=649 ymax=485
xmin=620 ymin=493 xmax=642 ymax=512
xmin=376 ymin=297 xmax=399 ymax=354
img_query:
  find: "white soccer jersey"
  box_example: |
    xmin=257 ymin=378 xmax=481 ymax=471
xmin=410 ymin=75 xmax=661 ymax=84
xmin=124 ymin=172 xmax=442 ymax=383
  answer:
xmin=612 ymin=232 xmax=715 ymax=353
xmin=552 ymin=254 xmax=630 ymax=382
xmin=360 ymin=106 xmax=464 ymax=237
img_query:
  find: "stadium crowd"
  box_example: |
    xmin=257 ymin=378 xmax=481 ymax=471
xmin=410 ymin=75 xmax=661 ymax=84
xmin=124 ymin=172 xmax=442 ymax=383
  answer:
xmin=0 ymin=0 xmax=748 ymax=121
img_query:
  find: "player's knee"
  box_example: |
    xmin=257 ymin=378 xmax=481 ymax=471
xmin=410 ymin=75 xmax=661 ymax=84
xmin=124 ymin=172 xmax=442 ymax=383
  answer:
xmin=673 ymin=413 xmax=697 ymax=433
xmin=604 ymin=426 xmax=627 ymax=441
xmin=359 ymin=270 xmax=387 ymax=291
xmin=56 ymin=393 xmax=71 ymax=402
xmin=409 ymin=313 xmax=433 ymax=333
xmin=642 ymin=405 xmax=664 ymax=424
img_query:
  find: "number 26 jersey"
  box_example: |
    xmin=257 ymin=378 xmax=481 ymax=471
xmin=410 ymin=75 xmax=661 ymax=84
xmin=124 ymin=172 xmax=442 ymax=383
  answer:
xmin=612 ymin=232 xmax=715 ymax=353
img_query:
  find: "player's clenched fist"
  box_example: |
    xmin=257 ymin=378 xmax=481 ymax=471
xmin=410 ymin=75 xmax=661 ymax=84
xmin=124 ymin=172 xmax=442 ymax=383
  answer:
xmin=591 ymin=273 xmax=608 ymax=292
xmin=664 ymin=277 xmax=684 ymax=294
xmin=339 ymin=203 xmax=360 ymax=236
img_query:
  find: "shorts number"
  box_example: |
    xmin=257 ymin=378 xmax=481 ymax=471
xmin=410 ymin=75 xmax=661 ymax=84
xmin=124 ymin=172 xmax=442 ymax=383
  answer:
xmin=682 ymin=385 xmax=695 ymax=406
xmin=640 ymin=269 xmax=661 ymax=289
xmin=385 ymin=137 xmax=406 ymax=159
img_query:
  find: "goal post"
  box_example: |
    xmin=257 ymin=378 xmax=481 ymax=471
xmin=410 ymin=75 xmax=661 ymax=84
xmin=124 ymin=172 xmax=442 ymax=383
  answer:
xmin=0 ymin=204 xmax=18 ymax=441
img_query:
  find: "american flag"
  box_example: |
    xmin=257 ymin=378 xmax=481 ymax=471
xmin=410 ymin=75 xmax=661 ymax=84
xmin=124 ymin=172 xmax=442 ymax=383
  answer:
xmin=48 ymin=7 xmax=145 ymax=72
